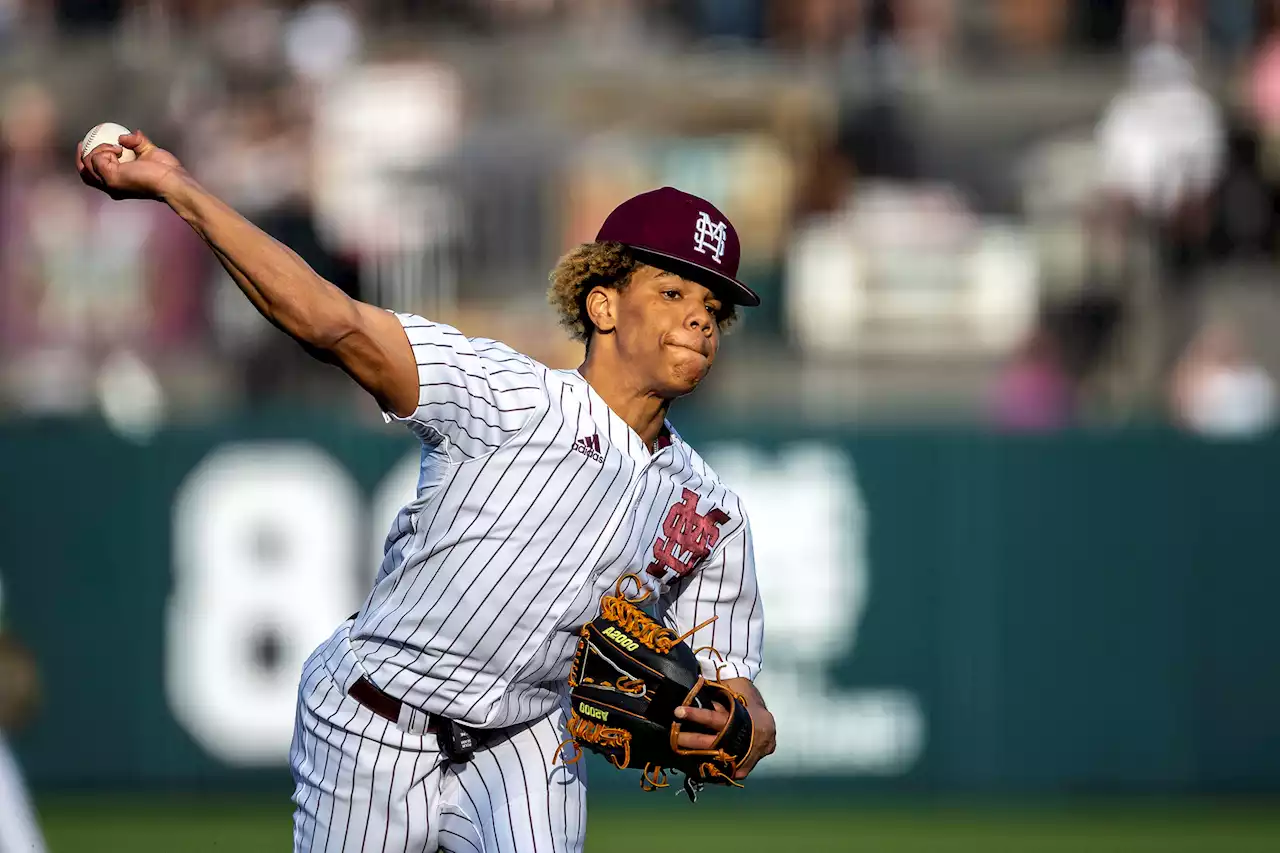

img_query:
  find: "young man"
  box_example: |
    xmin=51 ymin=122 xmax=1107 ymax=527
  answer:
xmin=79 ymin=131 xmax=775 ymax=852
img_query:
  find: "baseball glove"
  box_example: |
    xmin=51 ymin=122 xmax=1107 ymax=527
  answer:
xmin=556 ymin=575 xmax=753 ymax=801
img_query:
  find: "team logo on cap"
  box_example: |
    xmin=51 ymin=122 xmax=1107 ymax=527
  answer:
xmin=693 ymin=212 xmax=728 ymax=264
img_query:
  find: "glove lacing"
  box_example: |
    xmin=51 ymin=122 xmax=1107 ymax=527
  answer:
xmin=555 ymin=573 xmax=749 ymax=794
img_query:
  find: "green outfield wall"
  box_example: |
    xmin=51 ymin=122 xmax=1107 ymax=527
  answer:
xmin=1 ymin=416 xmax=1277 ymax=793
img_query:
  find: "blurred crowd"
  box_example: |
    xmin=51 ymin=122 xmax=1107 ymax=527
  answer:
xmin=2 ymin=0 xmax=1280 ymax=438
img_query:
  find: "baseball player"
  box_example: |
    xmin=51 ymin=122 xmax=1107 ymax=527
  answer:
xmin=0 ymin=575 xmax=48 ymax=853
xmin=78 ymin=131 xmax=775 ymax=852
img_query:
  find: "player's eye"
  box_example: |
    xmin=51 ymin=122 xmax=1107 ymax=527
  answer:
xmin=662 ymin=289 xmax=680 ymax=299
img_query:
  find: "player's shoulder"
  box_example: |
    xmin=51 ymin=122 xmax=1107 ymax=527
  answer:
xmin=467 ymin=335 xmax=544 ymax=373
xmin=678 ymin=435 xmax=720 ymax=483
xmin=672 ymin=432 xmax=746 ymax=506
xmin=393 ymin=311 xmax=546 ymax=376
xmin=678 ymin=442 xmax=753 ymax=547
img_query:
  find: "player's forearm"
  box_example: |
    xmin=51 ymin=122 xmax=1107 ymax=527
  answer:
xmin=160 ymin=171 xmax=358 ymax=349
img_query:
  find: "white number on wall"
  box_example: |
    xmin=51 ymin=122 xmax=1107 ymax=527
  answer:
xmin=166 ymin=444 xmax=362 ymax=765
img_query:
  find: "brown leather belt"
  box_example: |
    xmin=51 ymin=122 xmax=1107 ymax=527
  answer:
xmin=348 ymin=676 xmax=442 ymax=732
xmin=347 ymin=676 xmax=488 ymax=763
xmin=343 ymin=615 xmax=483 ymax=762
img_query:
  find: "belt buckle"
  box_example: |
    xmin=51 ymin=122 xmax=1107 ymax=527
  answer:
xmin=437 ymin=717 xmax=477 ymax=764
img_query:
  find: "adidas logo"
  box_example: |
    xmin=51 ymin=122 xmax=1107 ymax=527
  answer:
xmin=573 ymin=433 xmax=606 ymax=463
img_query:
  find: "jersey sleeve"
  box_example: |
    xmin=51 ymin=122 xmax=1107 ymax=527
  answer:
xmin=385 ymin=312 xmax=544 ymax=460
xmin=660 ymin=516 xmax=764 ymax=683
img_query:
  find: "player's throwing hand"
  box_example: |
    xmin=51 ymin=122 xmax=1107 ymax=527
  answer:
xmin=76 ymin=129 xmax=184 ymax=202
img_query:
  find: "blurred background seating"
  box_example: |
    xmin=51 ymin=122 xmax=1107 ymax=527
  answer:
xmin=0 ymin=0 xmax=1277 ymax=440
xmin=4 ymin=5 xmax=1280 ymax=851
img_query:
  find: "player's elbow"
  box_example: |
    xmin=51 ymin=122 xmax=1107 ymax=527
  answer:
xmin=306 ymin=299 xmax=418 ymax=416
xmin=295 ymin=291 xmax=363 ymax=355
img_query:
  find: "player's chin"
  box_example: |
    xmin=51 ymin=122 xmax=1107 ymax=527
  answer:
xmin=663 ymin=352 xmax=711 ymax=396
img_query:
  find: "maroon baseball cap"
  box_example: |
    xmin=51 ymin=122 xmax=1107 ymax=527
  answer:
xmin=595 ymin=187 xmax=761 ymax=307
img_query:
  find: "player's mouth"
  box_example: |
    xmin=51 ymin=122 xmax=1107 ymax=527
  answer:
xmin=665 ymin=340 xmax=711 ymax=359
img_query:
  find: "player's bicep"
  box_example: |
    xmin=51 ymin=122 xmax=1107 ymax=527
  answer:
xmin=326 ymin=300 xmax=421 ymax=418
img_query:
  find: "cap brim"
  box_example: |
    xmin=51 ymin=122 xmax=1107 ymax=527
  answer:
xmin=627 ymin=246 xmax=762 ymax=307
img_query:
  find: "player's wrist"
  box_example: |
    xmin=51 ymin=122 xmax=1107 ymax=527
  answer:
xmin=157 ymin=168 xmax=198 ymax=212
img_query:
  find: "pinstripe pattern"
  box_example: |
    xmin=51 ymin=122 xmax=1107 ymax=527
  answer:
xmin=290 ymin=624 xmax=587 ymax=852
xmin=292 ymin=313 xmax=762 ymax=851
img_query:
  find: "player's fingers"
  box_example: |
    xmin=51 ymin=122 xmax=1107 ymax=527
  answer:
xmin=74 ymin=144 xmax=92 ymax=184
xmin=81 ymin=145 xmax=101 ymax=182
xmin=121 ymin=129 xmax=156 ymax=157
xmin=85 ymin=145 xmax=123 ymax=183
xmin=82 ymin=149 xmax=106 ymax=184
xmin=674 ymin=705 xmax=728 ymax=730
xmin=90 ymin=148 xmax=122 ymax=185
xmin=674 ymin=731 xmax=718 ymax=751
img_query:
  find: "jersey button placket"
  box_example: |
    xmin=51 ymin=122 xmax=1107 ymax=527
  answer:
xmin=587 ymin=448 xmax=660 ymax=583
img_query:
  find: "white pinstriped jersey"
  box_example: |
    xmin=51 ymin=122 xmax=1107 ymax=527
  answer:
xmin=325 ymin=312 xmax=764 ymax=730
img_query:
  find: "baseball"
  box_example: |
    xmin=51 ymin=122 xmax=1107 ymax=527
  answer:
xmin=80 ymin=122 xmax=136 ymax=163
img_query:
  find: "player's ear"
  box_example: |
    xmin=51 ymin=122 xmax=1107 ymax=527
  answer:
xmin=585 ymin=286 xmax=617 ymax=336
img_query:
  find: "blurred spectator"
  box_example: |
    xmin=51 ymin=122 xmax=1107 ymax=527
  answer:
xmin=186 ymin=85 xmax=309 ymax=217
xmin=1125 ymin=0 xmax=1205 ymax=53
xmin=1073 ymin=0 xmax=1126 ymax=52
xmin=0 ymin=81 xmax=207 ymax=416
xmin=993 ymin=0 xmax=1070 ymax=58
xmin=0 ymin=0 xmax=1273 ymax=427
xmin=894 ymin=0 xmax=958 ymax=71
xmin=1095 ymin=44 xmax=1224 ymax=259
xmin=1249 ymin=2 xmax=1280 ymax=184
xmin=186 ymin=79 xmax=362 ymax=407
xmin=283 ymin=1 xmax=365 ymax=85
xmin=0 ymin=0 xmax=19 ymax=44
xmin=1169 ymin=320 xmax=1277 ymax=438
xmin=767 ymin=0 xmax=863 ymax=56
xmin=1092 ymin=43 xmax=1225 ymax=394
xmin=988 ymin=325 xmax=1075 ymax=431
xmin=1206 ymin=121 xmax=1275 ymax=262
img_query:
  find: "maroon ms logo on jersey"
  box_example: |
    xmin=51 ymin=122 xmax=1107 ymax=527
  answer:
xmin=645 ymin=488 xmax=730 ymax=582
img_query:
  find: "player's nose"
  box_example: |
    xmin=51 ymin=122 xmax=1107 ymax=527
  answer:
xmin=686 ymin=305 xmax=713 ymax=335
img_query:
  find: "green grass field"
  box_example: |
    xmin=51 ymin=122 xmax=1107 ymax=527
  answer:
xmin=34 ymin=795 xmax=1280 ymax=853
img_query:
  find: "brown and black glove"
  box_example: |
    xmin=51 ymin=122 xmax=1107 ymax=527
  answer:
xmin=557 ymin=576 xmax=753 ymax=802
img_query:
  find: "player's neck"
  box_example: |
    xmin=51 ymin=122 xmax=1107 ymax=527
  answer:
xmin=577 ymin=357 xmax=671 ymax=450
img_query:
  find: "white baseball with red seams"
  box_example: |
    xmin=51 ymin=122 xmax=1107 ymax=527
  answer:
xmin=80 ymin=122 xmax=136 ymax=163
xmin=289 ymin=312 xmax=764 ymax=853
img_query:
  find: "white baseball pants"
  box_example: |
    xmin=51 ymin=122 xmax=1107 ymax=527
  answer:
xmin=290 ymin=634 xmax=587 ymax=853
xmin=0 ymin=733 xmax=46 ymax=853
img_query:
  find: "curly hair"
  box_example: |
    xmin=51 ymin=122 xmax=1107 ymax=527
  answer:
xmin=547 ymin=242 xmax=738 ymax=346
